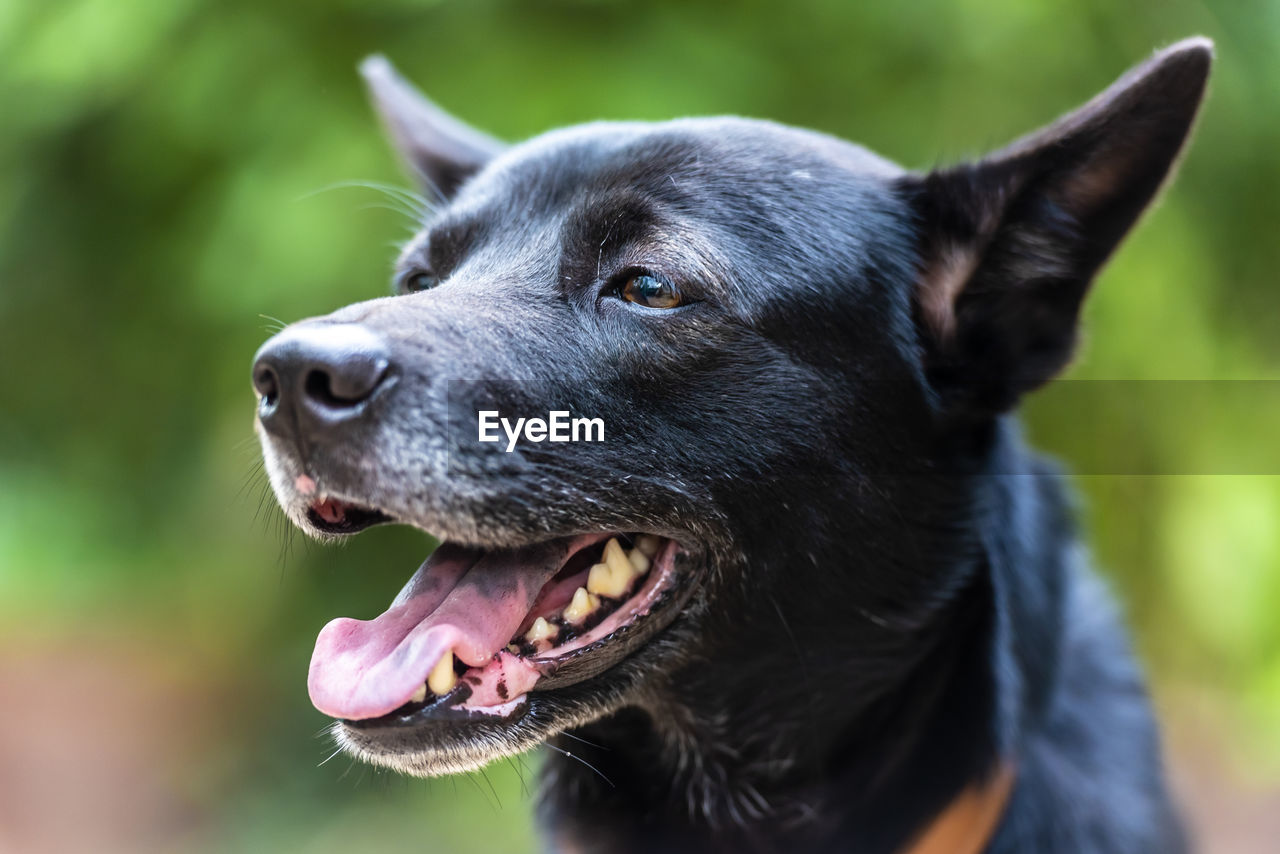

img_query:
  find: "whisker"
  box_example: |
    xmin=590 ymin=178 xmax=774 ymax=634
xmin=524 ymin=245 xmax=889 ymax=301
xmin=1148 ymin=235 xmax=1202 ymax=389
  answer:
xmin=296 ymin=179 xmax=434 ymax=223
xmin=253 ymin=479 xmax=274 ymax=526
xmin=506 ymin=757 xmax=530 ymax=798
xmin=462 ymin=768 xmax=498 ymax=811
xmin=407 ymin=171 xmax=448 ymax=209
xmin=298 ymin=179 xmax=428 ymax=209
xmin=558 ymin=730 xmax=610 ymax=751
xmin=479 ymin=767 xmax=503 ymax=809
xmin=318 ymin=745 xmax=345 ymax=767
xmin=235 ymin=459 xmax=266 ymax=502
xmin=355 ymin=201 xmax=424 ymax=218
xmin=546 ymin=742 xmax=614 ymax=788
xmin=349 ymin=179 xmax=432 ymax=212
xmin=258 ymin=313 xmax=290 ymax=334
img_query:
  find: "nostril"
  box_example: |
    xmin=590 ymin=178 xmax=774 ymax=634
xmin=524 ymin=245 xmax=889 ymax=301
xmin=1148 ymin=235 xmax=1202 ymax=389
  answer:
xmin=253 ymin=363 xmax=280 ymax=405
xmin=302 ymin=356 xmax=389 ymax=410
xmin=304 ymin=369 xmax=345 ymax=408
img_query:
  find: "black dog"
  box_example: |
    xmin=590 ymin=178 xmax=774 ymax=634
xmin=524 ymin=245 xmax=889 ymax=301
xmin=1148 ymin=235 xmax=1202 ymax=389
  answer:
xmin=252 ymin=39 xmax=1211 ymax=853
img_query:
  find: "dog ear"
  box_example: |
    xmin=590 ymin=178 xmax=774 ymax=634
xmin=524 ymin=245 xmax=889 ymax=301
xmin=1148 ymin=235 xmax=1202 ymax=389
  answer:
xmin=359 ymin=55 xmax=505 ymax=200
xmin=900 ymin=38 xmax=1212 ymax=414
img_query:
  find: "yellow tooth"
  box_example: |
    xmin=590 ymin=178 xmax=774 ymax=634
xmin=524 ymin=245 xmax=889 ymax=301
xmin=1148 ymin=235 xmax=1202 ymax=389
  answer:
xmin=563 ymin=586 xmax=600 ymax=623
xmin=634 ymin=534 xmax=661 ymax=558
xmin=603 ymin=538 xmax=633 ymax=578
xmin=627 ymin=548 xmax=650 ymax=575
xmin=427 ymin=651 xmax=457 ymax=695
xmin=409 ymin=683 xmax=427 ymax=704
xmin=587 ymin=561 xmax=629 ymax=597
xmin=586 ymin=562 xmax=611 ymax=595
xmin=526 ymin=616 xmax=558 ymax=643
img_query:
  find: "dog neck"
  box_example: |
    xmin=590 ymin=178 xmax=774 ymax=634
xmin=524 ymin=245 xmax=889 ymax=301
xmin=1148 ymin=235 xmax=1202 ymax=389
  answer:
xmin=899 ymin=762 xmax=1016 ymax=854
xmin=538 ymin=420 xmax=1061 ymax=853
xmin=538 ymin=564 xmax=1012 ymax=853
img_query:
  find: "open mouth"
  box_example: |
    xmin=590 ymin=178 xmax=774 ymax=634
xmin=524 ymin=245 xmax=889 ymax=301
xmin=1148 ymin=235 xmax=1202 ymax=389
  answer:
xmin=307 ymin=497 xmax=391 ymax=535
xmin=304 ymin=497 xmax=690 ymax=726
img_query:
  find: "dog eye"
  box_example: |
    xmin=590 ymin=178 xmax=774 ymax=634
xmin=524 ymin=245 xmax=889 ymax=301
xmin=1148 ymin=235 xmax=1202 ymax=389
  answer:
xmin=398 ymin=270 xmax=439 ymax=294
xmin=620 ymin=273 xmax=682 ymax=309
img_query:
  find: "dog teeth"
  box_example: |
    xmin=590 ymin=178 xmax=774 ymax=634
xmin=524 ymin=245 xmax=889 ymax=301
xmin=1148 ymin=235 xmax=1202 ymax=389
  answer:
xmin=563 ymin=587 xmax=600 ymax=623
xmin=627 ymin=547 xmax=650 ymax=575
xmin=586 ymin=537 xmax=644 ymax=597
xmin=409 ymin=683 xmax=427 ymax=704
xmin=526 ymin=616 xmax=558 ymax=643
xmin=427 ymin=651 xmax=457 ymax=695
xmin=634 ymin=534 xmax=661 ymax=558
xmin=603 ymin=538 xmax=631 ymax=576
xmin=587 ymin=561 xmax=629 ymax=597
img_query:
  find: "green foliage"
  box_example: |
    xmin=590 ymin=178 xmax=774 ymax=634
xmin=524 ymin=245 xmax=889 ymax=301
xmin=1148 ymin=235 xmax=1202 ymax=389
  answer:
xmin=1 ymin=0 xmax=1276 ymax=849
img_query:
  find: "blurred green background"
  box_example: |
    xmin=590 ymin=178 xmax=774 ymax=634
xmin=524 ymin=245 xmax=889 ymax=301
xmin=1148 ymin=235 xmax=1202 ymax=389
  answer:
xmin=1 ymin=0 xmax=1278 ymax=851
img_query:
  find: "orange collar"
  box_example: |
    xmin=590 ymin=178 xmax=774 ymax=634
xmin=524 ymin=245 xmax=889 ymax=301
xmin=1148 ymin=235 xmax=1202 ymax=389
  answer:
xmin=899 ymin=763 xmax=1016 ymax=854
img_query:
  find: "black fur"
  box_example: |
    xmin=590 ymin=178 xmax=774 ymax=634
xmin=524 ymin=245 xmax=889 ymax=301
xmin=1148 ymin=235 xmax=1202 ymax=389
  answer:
xmin=253 ymin=40 xmax=1211 ymax=853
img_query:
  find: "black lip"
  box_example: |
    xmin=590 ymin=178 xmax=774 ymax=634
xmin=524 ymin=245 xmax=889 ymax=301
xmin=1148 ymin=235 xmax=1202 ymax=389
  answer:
xmin=344 ymin=684 xmax=521 ymax=730
xmin=305 ymin=504 xmax=392 ymax=535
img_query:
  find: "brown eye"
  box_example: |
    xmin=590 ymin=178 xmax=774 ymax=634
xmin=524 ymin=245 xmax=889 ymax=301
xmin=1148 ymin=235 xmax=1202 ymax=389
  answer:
xmin=620 ymin=273 xmax=682 ymax=309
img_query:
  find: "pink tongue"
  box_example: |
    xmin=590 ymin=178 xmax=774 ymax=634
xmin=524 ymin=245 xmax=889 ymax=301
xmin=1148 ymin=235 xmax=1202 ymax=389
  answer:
xmin=308 ymin=538 xmax=578 ymax=720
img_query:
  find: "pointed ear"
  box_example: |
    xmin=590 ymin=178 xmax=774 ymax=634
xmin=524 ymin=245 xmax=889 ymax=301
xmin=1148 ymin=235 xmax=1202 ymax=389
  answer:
xmin=900 ymin=37 xmax=1212 ymax=414
xmin=359 ymin=55 xmax=505 ymax=200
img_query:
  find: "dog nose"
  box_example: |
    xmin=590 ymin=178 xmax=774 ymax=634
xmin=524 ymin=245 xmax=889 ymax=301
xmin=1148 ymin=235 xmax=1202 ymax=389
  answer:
xmin=252 ymin=323 xmax=392 ymax=440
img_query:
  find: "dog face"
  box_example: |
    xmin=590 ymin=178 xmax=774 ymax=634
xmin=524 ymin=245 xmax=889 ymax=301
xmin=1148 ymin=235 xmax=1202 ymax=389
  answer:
xmin=253 ymin=43 xmax=1209 ymax=778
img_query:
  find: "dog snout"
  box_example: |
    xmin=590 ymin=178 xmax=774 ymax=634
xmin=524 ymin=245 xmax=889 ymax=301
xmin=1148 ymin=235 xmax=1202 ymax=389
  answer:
xmin=252 ymin=323 xmax=393 ymax=441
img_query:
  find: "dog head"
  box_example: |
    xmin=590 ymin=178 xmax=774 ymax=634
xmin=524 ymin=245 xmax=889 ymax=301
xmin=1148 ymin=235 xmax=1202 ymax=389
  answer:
xmin=253 ymin=41 xmax=1210 ymax=778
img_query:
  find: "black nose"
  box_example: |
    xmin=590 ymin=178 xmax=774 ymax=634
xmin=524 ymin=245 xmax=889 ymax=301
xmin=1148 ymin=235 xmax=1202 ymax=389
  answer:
xmin=252 ymin=323 xmax=392 ymax=441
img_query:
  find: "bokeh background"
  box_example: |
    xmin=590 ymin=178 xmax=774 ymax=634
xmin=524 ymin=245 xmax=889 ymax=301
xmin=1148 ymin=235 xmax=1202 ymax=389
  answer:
xmin=2 ymin=0 xmax=1278 ymax=851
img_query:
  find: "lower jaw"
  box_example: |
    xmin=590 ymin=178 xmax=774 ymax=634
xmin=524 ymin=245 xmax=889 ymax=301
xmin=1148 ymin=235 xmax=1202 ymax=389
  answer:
xmin=335 ymin=710 xmax=550 ymax=776
xmin=336 ymin=639 xmax=658 ymax=777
